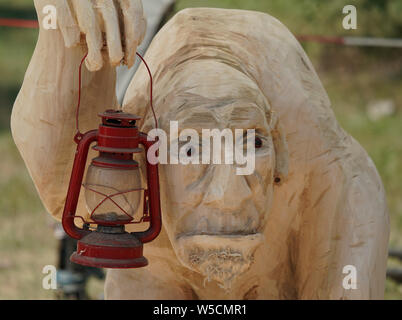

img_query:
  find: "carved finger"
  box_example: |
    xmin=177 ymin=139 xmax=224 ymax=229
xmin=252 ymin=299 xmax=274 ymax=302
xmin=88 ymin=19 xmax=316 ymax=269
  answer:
xmin=71 ymin=0 xmax=103 ymax=71
xmin=54 ymin=0 xmax=80 ymax=48
xmin=94 ymin=0 xmax=124 ymax=66
xmin=118 ymin=0 xmax=146 ymax=67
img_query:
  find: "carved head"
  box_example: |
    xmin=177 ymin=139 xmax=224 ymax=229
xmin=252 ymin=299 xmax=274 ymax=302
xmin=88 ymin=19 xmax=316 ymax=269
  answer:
xmin=124 ymin=8 xmax=291 ymax=288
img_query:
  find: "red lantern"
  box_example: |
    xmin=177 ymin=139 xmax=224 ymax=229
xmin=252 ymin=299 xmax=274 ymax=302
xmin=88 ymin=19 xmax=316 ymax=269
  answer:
xmin=62 ymin=110 xmax=161 ymax=269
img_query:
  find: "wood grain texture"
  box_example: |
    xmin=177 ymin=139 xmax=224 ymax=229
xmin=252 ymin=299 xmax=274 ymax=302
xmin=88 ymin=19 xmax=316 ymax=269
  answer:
xmin=11 ymin=6 xmax=389 ymax=299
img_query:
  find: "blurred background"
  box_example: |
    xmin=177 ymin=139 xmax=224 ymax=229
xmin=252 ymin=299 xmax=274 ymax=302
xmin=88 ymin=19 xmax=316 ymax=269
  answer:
xmin=0 ymin=0 xmax=401 ymax=299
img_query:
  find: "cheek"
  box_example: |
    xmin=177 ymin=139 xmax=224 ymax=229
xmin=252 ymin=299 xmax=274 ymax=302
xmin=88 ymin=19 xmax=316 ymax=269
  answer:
xmin=253 ymin=148 xmax=275 ymax=192
xmin=160 ymin=164 xmax=208 ymax=206
xmin=247 ymin=156 xmax=275 ymax=217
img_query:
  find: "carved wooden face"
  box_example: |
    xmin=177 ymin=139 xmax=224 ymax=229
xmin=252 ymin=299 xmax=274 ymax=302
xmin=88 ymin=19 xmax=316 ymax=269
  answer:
xmin=136 ymin=61 xmax=287 ymax=287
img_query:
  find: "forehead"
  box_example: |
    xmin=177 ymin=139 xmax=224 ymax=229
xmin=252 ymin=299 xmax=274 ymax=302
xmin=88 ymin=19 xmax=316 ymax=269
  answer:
xmin=160 ymin=69 xmax=271 ymax=132
xmin=144 ymin=60 xmax=272 ymax=132
xmin=173 ymin=100 xmax=270 ymax=134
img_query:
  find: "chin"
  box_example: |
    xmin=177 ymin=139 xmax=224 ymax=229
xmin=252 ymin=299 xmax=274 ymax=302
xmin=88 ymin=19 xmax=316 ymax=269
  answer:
xmin=173 ymin=233 xmax=264 ymax=290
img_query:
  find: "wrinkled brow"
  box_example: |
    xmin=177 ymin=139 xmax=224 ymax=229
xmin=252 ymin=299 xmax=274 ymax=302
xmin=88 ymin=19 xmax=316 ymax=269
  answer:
xmin=175 ymin=103 xmax=270 ymax=135
xmin=228 ymin=105 xmax=270 ymax=134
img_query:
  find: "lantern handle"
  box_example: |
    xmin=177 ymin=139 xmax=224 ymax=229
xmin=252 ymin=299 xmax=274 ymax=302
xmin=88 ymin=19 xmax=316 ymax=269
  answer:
xmin=133 ymin=133 xmax=162 ymax=243
xmin=62 ymin=130 xmax=98 ymax=240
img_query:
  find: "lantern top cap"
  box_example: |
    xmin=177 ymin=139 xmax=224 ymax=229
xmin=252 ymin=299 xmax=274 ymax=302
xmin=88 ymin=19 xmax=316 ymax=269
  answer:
xmin=99 ymin=109 xmax=141 ymax=121
xmin=99 ymin=109 xmax=141 ymax=128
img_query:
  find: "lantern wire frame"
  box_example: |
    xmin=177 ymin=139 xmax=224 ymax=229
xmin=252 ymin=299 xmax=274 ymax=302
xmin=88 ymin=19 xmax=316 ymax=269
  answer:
xmin=73 ymin=184 xmax=149 ymax=227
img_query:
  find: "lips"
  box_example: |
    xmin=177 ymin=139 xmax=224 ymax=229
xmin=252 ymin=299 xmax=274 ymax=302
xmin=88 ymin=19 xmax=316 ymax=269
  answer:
xmin=175 ymin=204 xmax=262 ymax=240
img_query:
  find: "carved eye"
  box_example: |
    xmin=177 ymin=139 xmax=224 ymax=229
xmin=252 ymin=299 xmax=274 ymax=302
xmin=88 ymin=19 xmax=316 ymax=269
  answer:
xmin=255 ymin=137 xmax=263 ymax=149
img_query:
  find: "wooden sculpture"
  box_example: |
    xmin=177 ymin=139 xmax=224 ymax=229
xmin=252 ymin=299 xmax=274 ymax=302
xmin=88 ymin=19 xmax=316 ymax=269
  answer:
xmin=11 ymin=1 xmax=389 ymax=299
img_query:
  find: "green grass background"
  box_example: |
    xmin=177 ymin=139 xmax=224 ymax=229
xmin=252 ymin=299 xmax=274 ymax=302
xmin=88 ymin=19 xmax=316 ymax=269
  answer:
xmin=0 ymin=0 xmax=401 ymax=299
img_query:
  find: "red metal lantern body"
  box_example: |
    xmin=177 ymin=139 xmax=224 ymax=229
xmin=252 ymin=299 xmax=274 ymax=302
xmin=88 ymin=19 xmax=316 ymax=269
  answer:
xmin=62 ymin=110 xmax=161 ymax=269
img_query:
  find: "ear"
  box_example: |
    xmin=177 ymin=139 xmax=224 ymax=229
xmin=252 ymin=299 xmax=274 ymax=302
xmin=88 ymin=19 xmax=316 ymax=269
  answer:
xmin=270 ymin=112 xmax=289 ymax=185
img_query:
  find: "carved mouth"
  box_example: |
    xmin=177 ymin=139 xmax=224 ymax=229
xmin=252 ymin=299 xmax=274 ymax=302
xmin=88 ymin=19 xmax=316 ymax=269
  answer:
xmin=176 ymin=231 xmax=260 ymax=241
xmin=176 ymin=206 xmax=262 ymax=239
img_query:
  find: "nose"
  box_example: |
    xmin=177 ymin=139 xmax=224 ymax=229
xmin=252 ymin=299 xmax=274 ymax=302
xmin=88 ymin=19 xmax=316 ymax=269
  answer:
xmin=202 ymin=165 xmax=253 ymax=211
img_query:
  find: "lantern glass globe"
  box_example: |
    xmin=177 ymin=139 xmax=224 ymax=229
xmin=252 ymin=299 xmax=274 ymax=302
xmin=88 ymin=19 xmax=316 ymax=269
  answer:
xmin=84 ymin=164 xmax=142 ymax=222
